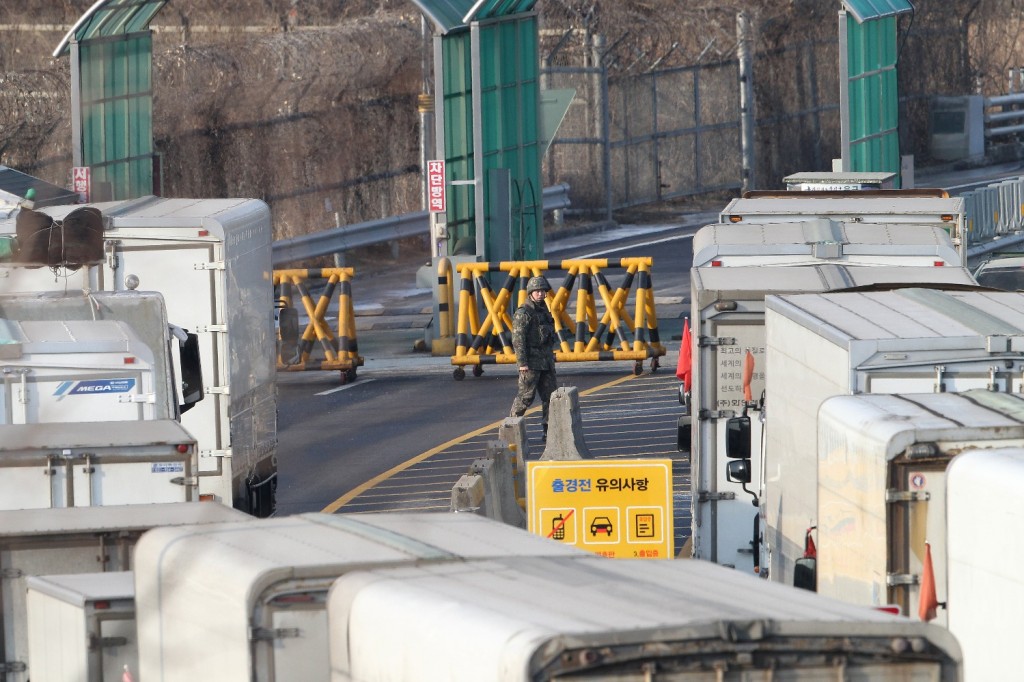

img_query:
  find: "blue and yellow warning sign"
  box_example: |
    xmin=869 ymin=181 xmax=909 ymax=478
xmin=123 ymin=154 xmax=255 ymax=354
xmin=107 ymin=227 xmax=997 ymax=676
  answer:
xmin=526 ymin=459 xmax=673 ymax=559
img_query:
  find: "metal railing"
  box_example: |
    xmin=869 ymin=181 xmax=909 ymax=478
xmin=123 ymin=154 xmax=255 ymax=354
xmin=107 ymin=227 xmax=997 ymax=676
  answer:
xmin=985 ymin=93 xmax=1024 ymax=139
xmin=962 ymin=176 xmax=1024 ymax=259
xmin=271 ymin=183 xmax=571 ymax=266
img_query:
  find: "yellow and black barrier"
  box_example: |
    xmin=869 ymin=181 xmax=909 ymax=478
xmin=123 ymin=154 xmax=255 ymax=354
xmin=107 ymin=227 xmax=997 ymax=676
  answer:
xmin=449 ymin=258 xmax=665 ymax=380
xmin=274 ymin=267 xmax=363 ymax=382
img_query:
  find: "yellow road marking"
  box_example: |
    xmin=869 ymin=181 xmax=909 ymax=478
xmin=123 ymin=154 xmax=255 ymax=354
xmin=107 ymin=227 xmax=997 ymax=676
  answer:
xmin=321 ymin=372 xmax=642 ymax=513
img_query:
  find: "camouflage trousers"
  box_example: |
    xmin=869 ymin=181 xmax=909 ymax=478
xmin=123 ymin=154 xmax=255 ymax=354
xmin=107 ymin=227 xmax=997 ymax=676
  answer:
xmin=510 ymin=368 xmax=558 ymax=431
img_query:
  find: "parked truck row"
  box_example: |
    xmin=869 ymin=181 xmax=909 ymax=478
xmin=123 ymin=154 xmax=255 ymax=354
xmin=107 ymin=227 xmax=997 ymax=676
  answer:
xmin=16 ymin=512 xmax=966 ymax=682
xmin=681 ymin=185 xmax=1024 ymax=680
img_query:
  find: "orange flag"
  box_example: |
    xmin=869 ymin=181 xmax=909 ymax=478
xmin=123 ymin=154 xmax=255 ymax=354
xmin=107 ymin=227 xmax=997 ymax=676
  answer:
xmin=919 ymin=541 xmax=939 ymax=622
xmin=742 ymin=350 xmax=754 ymax=402
xmin=676 ymin=318 xmax=692 ymax=391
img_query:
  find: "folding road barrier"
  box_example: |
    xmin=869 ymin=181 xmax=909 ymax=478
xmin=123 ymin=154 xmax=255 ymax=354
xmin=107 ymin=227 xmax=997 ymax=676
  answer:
xmin=274 ymin=267 xmax=363 ymax=381
xmin=448 ymin=258 xmax=666 ymax=380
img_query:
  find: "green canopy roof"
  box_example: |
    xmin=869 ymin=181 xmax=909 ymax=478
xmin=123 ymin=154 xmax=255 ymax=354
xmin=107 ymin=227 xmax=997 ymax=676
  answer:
xmin=53 ymin=0 xmax=169 ymax=57
xmin=842 ymin=0 xmax=914 ymax=23
xmin=409 ymin=0 xmax=537 ymax=34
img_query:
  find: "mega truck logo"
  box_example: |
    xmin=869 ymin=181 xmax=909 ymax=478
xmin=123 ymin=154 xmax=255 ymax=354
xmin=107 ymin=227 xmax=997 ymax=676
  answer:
xmin=53 ymin=378 xmax=136 ymax=399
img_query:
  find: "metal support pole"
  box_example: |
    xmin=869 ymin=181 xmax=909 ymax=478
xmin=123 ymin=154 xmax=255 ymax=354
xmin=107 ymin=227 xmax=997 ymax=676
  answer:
xmin=71 ymin=39 xmax=83 ymax=168
xmin=593 ymin=34 xmax=612 ymax=224
xmin=838 ymin=10 xmax=852 ymax=172
xmin=737 ymin=10 xmax=756 ymax=193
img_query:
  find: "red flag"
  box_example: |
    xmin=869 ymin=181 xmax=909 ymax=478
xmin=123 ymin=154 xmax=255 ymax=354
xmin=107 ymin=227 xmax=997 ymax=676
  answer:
xmin=676 ymin=318 xmax=692 ymax=392
xmin=803 ymin=527 xmax=817 ymax=559
xmin=742 ymin=350 xmax=754 ymax=402
xmin=919 ymin=541 xmax=939 ymax=622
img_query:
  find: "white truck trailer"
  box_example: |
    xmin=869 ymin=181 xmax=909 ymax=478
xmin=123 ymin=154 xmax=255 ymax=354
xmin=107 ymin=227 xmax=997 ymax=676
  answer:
xmin=0 ymin=502 xmax=250 ymax=681
xmin=26 ymin=572 xmax=136 ymax=682
xmin=692 ymin=219 xmax=962 ymax=268
xmin=133 ymin=512 xmax=583 ymax=682
xmin=325 ymin=554 xmax=963 ymax=681
xmin=762 ymin=288 xmax=1024 ymax=587
xmin=814 ymin=391 xmax=1024 ymax=614
xmin=718 ymin=190 xmax=968 ymax=258
xmin=686 ymin=262 xmax=976 ymax=572
xmin=0 ymin=197 xmax=277 ymax=515
xmin=0 ymin=290 xmax=203 ymax=509
xmin=947 ymin=447 xmax=1024 ymax=682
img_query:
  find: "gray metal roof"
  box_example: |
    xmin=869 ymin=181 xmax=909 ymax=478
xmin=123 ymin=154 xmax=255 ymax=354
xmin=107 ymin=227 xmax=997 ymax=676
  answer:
xmin=842 ymin=0 xmax=914 ymax=23
xmin=692 ymin=221 xmax=960 ymax=267
xmin=770 ymin=289 xmax=1024 ymax=343
xmin=692 ymin=263 xmax=977 ymax=305
xmin=0 ymin=166 xmax=80 ymax=208
xmin=409 ymin=0 xmax=537 ymax=34
xmin=54 ymin=0 xmax=169 ymax=57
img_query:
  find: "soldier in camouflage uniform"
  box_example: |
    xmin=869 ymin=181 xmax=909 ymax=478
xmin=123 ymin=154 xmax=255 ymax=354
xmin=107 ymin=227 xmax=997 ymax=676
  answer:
xmin=509 ymin=275 xmax=558 ymax=438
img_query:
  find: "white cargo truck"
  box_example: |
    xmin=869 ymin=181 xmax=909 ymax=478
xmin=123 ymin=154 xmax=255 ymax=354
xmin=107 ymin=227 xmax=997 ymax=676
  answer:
xmin=324 ymin=553 xmax=962 ymax=680
xmin=814 ymin=390 xmax=1024 ymax=617
xmin=947 ymin=448 xmax=1024 ymax=682
xmin=686 ymin=263 xmax=977 ymax=572
xmin=0 ymin=290 xmax=202 ymax=509
xmin=26 ymin=572 xmax=136 ymax=682
xmin=762 ymin=288 xmax=1024 ymax=587
xmin=0 ymin=502 xmax=250 ymax=682
xmin=133 ymin=512 xmax=583 ymax=682
xmin=692 ymin=219 xmax=962 ymax=268
xmin=719 ymin=190 xmax=968 ymax=258
xmin=0 ymin=197 xmax=277 ymax=515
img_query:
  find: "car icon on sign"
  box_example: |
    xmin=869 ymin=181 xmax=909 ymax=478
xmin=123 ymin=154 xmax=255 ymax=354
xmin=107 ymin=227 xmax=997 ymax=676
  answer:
xmin=590 ymin=517 xmax=613 ymax=536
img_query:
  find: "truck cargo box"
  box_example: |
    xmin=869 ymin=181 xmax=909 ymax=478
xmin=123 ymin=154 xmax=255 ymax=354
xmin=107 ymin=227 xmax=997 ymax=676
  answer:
xmin=815 ymin=390 xmax=1024 ymax=618
xmin=26 ymin=572 xmax=136 ymax=682
xmin=0 ymin=197 xmax=276 ymax=514
xmin=327 ymin=554 xmax=962 ymax=681
xmin=947 ymin=448 xmax=1024 ymax=681
xmin=0 ymin=502 xmax=251 ymax=682
xmin=134 ymin=513 xmax=583 ymax=682
xmin=692 ymin=220 xmax=961 ymax=268
xmin=0 ymin=420 xmax=195 ymax=509
xmin=688 ymin=265 xmax=977 ymax=571
xmin=764 ymin=288 xmax=1024 ymax=586
xmin=719 ymin=194 xmax=967 ymax=257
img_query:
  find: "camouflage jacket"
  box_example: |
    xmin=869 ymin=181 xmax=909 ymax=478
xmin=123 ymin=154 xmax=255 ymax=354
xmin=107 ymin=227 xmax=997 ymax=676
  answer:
xmin=512 ymin=298 xmax=556 ymax=370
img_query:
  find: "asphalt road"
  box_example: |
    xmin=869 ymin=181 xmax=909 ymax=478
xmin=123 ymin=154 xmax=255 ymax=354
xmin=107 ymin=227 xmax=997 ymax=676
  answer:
xmin=274 ymin=214 xmax=709 ymax=520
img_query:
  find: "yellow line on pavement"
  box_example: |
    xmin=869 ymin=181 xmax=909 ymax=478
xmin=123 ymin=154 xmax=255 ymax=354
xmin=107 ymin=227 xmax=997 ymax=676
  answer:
xmin=321 ymin=372 xmax=641 ymax=513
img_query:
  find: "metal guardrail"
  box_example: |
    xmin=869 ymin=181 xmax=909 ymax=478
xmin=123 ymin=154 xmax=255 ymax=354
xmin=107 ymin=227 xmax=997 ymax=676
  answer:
xmin=984 ymin=93 xmax=1024 ymax=139
xmin=962 ymin=176 xmax=1024 ymax=259
xmin=271 ymin=183 xmax=571 ymax=266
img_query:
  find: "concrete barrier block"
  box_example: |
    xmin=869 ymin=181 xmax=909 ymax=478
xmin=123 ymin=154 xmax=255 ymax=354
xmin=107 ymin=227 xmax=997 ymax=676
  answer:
xmin=450 ymin=473 xmax=486 ymax=514
xmin=483 ymin=441 xmax=526 ymax=529
xmin=541 ymin=386 xmax=592 ymax=461
xmin=499 ymin=417 xmax=530 ymax=498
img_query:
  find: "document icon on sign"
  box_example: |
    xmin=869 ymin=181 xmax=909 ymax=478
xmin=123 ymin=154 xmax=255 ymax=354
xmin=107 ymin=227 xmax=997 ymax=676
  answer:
xmin=635 ymin=513 xmax=655 ymax=538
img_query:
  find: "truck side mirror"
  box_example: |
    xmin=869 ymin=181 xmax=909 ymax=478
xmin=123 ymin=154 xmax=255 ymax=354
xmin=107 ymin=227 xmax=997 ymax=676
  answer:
xmin=677 ymin=416 xmax=692 ymax=452
xmin=178 ymin=332 xmax=204 ymax=414
xmin=726 ymin=459 xmax=751 ymax=484
xmin=726 ymin=416 xmax=750 ymax=459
